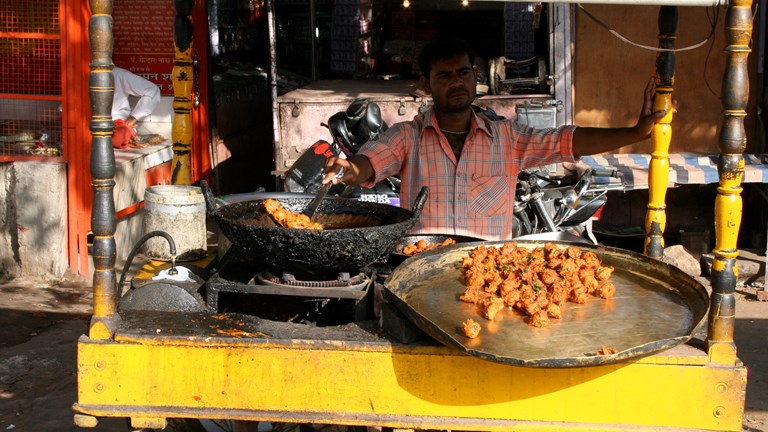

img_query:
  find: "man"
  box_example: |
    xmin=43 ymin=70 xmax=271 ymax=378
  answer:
xmin=322 ymin=37 xmax=667 ymax=240
xmin=111 ymin=66 xmax=161 ymax=149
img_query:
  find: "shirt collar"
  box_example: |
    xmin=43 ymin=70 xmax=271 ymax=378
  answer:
xmin=420 ymin=106 xmax=494 ymax=138
xmin=471 ymin=108 xmax=494 ymax=137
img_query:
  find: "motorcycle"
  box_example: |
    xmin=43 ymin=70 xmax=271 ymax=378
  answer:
xmin=282 ymin=98 xmax=401 ymax=206
xmin=513 ymin=166 xmax=623 ymax=244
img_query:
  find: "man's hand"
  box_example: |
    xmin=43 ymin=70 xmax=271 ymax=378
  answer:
xmin=572 ymin=77 xmax=670 ymax=157
xmin=125 ymin=116 xmax=138 ymax=128
xmin=634 ymin=77 xmax=670 ymax=138
xmin=322 ymin=154 xmax=374 ymax=186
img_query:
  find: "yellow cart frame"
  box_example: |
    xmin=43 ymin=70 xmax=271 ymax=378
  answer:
xmin=75 ymin=0 xmax=750 ymax=430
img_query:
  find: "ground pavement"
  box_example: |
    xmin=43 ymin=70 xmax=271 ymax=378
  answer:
xmin=0 ymin=250 xmax=766 ymax=432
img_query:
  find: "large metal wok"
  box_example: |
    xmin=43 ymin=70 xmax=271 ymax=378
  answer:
xmin=385 ymin=240 xmax=710 ymax=368
xmin=201 ymin=181 xmax=427 ymax=276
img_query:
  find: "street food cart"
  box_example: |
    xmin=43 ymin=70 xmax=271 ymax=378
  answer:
xmin=74 ymin=0 xmax=750 ymax=430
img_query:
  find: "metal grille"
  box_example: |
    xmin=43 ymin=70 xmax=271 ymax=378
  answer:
xmin=0 ymin=0 xmax=63 ymax=158
xmin=0 ymin=0 xmax=59 ymax=34
xmin=0 ymin=99 xmax=62 ymax=156
xmin=0 ymin=39 xmax=61 ymax=96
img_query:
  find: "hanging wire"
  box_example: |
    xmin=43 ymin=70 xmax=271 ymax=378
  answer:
xmin=576 ymin=3 xmax=718 ymax=52
xmin=702 ymin=2 xmax=758 ymax=99
xmin=702 ymin=6 xmax=722 ymax=97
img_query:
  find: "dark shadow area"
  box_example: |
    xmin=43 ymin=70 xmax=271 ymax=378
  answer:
xmin=209 ymin=76 xmax=276 ymax=195
xmin=741 ymin=183 xmax=768 ymax=251
xmin=0 ymin=313 xmax=134 ymax=432
xmin=0 ymin=308 xmax=89 ymax=347
xmin=735 ymin=317 xmax=768 ymax=413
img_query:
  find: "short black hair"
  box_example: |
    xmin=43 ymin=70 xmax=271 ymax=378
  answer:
xmin=417 ymin=38 xmax=475 ymax=79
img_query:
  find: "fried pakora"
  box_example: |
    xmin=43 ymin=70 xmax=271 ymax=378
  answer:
xmin=460 ymin=242 xmax=616 ymax=328
xmin=462 ymin=318 xmax=482 ymax=338
xmin=402 ymin=237 xmax=457 ymax=256
xmin=263 ymin=199 xmax=323 ymax=230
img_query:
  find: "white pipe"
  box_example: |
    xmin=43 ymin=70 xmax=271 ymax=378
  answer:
xmin=478 ymin=0 xmax=725 ymax=7
xmin=267 ymin=0 xmax=282 ymax=191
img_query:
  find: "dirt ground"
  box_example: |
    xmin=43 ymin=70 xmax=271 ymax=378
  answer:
xmin=0 ymin=250 xmax=767 ymax=432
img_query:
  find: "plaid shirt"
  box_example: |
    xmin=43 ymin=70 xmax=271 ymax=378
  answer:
xmin=359 ymin=108 xmax=576 ymax=240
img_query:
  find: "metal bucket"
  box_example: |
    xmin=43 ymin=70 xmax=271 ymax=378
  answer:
xmin=143 ymin=185 xmax=207 ymax=262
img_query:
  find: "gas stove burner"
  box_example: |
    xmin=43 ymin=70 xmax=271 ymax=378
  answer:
xmin=257 ymin=270 xmax=369 ymax=290
xmin=206 ymin=265 xmax=373 ymax=313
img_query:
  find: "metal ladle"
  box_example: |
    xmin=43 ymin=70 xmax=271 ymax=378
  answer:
xmin=303 ymin=168 xmax=344 ymax=221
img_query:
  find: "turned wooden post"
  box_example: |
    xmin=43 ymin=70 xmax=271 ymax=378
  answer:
xmin=172 ymin=0 xmax=195 ymax=185
xmin=88 ymin=0 xmax=119 ymax=339
xmin=644 ymin=6 xmax=677 ymax=259
xmin=707 ymin=0 xmax=752 ymax=364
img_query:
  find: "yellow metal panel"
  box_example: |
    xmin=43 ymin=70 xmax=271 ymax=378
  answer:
xmin=111 ymin=330 xmax=714 ymax=367
xmin=77 ymin=337 xmax=746 ymax=431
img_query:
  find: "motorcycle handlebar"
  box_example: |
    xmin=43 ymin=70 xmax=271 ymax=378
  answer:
xmin=591 ymin=168 xmax=622 ymax=178
xmin=518 ymin=167 xmax=622 ymax=201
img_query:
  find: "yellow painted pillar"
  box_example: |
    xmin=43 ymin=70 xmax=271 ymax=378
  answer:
xmin=644 ymin=6 xmax=676 ymax=259
xmin=707 ymin=0 xmax=751 ymax=365
xmin=171 ymin=0 xmax=195 ymax=185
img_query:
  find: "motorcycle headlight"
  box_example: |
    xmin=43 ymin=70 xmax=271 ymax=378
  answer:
xmin=561 ymin=189 xmax=579 ymax=209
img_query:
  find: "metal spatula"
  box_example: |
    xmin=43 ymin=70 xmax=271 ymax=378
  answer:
xmin=304 ymin=169 xmax=343 ymax=221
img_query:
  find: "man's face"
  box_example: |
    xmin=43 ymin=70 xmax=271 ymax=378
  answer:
xmin=421 ymin=54 xmax=477 ymax=114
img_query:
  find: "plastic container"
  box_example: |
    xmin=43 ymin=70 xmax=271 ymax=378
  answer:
xmin=143 ymin=185 xmax=207 ymax=261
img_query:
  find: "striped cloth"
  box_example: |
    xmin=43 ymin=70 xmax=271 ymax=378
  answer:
xmin=580 ymin=153 xmax=768 ymax=188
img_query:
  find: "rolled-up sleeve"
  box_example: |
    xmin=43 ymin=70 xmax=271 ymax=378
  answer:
xmin=508 ymin=124 xmax=577 ymax=170
xmin=357 ymin=121 xmax=416 ymax=188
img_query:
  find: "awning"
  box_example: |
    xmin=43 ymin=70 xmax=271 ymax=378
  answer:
xmin=580 ymin=153 xmax=768 ymax=189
